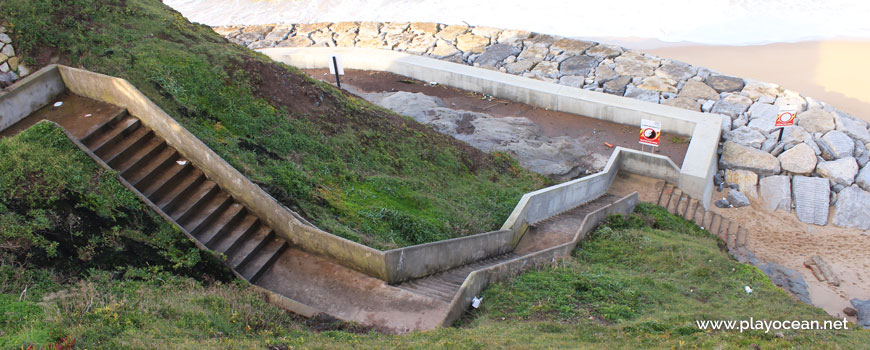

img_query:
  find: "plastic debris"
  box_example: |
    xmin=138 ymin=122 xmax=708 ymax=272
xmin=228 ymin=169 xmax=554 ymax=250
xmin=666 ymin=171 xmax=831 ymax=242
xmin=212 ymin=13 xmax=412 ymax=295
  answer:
xmin=428 ymin=81 xmax=438 ymax=86
xmin=53 ymin=101 xmax=63 ymax=107
xmin=744 ymin=285 xmax=753 ymax=294
xmin=471 ymin=296 xmax=483 ymax=309
xmin=176 ymin=160 xmax=188 ymax=166
xmin=83 ymin=113 xmax=93 ymax=118
xmin=604 ymin=142 xmax=614 ymax=148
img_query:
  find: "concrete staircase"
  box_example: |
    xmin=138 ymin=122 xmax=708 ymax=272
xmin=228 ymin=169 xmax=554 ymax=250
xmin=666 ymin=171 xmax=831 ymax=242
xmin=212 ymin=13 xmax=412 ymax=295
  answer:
xmin=656 ymin=183 xmax=749 ymax=251
xmin=81 ymin=111 xmax=289 ymax=284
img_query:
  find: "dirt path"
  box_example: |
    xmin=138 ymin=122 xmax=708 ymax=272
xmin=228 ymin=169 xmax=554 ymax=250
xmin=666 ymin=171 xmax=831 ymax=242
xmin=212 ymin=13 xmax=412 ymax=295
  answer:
xmin=303 ymin=69 xmax=689 ymax=167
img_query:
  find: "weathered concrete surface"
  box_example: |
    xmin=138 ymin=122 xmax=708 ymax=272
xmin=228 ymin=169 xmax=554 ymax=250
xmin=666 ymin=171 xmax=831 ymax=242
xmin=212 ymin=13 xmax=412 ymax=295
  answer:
xmin=0 ymin=65 xmax=65 ymax=132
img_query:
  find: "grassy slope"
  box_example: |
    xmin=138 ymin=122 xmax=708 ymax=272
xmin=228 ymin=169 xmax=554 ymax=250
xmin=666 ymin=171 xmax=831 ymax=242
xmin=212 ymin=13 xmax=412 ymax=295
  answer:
xmin=0 ymin=0 xmax=544 ymax=249
xmin=0 ymin=127 xmax=864 ymax=349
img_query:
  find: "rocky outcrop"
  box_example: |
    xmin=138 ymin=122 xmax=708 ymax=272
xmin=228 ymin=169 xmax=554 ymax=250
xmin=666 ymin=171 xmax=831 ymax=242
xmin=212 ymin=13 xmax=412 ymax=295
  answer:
xmin=816 ymin=157 xmax=858 ymax=187
xmin=778 ymin=143 xmax=817 ymax=174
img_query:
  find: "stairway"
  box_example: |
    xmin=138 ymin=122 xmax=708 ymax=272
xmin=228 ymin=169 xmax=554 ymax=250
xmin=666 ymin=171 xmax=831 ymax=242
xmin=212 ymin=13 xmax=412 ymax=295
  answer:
xmin=80 ymin=110 xmax=289 ymax=283
xmin=397 ymin=252 xmax=520 ymax=303
xmin=656 ymin=183 xmax=749 ymax=251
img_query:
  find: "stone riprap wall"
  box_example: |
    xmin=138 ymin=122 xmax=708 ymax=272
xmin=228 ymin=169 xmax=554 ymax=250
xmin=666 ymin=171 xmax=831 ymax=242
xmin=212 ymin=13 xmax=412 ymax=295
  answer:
xmin=215 ymin=22 xmax=870 ymax=230
xmin=0 ymin=23 xmax=31 ymax=88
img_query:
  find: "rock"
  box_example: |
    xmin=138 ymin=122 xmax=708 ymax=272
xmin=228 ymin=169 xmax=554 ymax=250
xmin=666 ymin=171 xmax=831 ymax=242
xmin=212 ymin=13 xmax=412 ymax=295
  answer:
xmin=637 ymin=76 xmax=677 ymax=93
xmin=679 ymin=80 xmax=719 ymax=100
xmin=707 ymin=75 xmax=745 ymax=93
xmin=720 ymin=114 xmax=733 ymax=133
xmin=559 ymin=55 xmax=598 ymax=76
xmin=614 ymin=52 xmax=658 ymax=77
xmin=775 ymin=92 xmax=808 ymax=112
xmin=549 ymin=38 xmax=594 ymax=55
xmin=293 ymin=23 xmax=326 ymax=35
xmin=727 ymin=190 xmax=751 ymax=207
xmin=747 ymin=102 xmax=780 ymax=121
xmin=720 ymin=141 xmax=781 ymax=175
xmin=475 ymin=44 xmax=518 ymax=66
xmin=354 ymin=36 xmax=386 ymax=49
xmin=0 ymin=71 xmax=16 ymax=88
xmin=264 ymin=24 xmax=293 ymax=41
xmin=529 ymin=61 xmax=559 ymax=79
xmin=331 ymin=22 xmax=359 ymax=34
xmin=701 ymin=100 xmax=715 ymax=113
xmin=311 ymin=30 xmax=336 ymax=47
xmin=662 ymin=97 xmax=701 ymax=111
xmin=726 ymin=169 xmax=758 ymax=195
xmin=723 ymin=127 xmax=766 ymax=149
xmin=334 ymin=32 xmax=357 ymax=47
xmin=779 ymin=126 xmax=806 ymax=145
xmin=833 ymin=186 xmax=870 ymax=229
xmin=835 ymin=115 xmax=870 ymax=144
xmin=595 ymin=65 xmax=619 ymax=84
xmin=585 ymin=44 xmax=621 ymax=59
xmin=792 ymin=175 xmax=830 ymax=225
xmin=497 ymin=29 xmax=531 ymax=44
xmin=436 ymin=25 xmax=468 ymax=41
xmin=603 ymin=76 xmax=631 ymax=95
xmin=759 ymin=175 xmax=791 ymax=212
xmin=471 ymin=26 xmax=502 ymax=38
xmin=503 ymin=59 xmax=536 ymax=74
xmin=845 ymin=307 xmax=859 ymax=317
xmin=797 ymin=108 xmax=836 ymax=133
xmin=817 ymin=157 xmax=859 ymax=186
xmin=517 ymin=45 xmax=549 ymax=62
xmin=557 ymin=75 xmax=585 ymax=88
xmin=778 ymin=143 xmax=817 ymax=174
xmin=357 ymin=22 xmax=381 ymax=37
xmin=712 ymin=93 xmax=752 ymax=118
xmin=0 ymin=33 xmax=11 ymax=44
xmin=820 ymin=130 xmax=855 ymax=159
xmin=857 ymin=166 xmax=870 ymax=191
xmin=715 ymin=199 xmax=731 ymax=208
xmin=623 ymin=84 xmax=659 ymax=103
xmin=656 ymin=61 xmax=696 ymax=82
xmin=858 ymin=153 xmax=870 ymax=168
xmin=742 ymin=79 xmax=780 ymax=101
xmin=429 ymin=40 xmax=460 ymax=58
xmin=402 ymin=34 xmax=437 ymax=54
xmin=382 ymin=22 xmax=410 ymax=35
xmin=852 ymin=299 xmax=870 ymax=329
xmin=758 ymin=263 xmax=811 ymax=304
xmin=0 ymin=62 xmax=7 ymax=73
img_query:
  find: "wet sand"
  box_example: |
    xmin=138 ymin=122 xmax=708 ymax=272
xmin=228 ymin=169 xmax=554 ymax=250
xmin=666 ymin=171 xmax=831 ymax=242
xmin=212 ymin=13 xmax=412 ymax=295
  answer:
xmin=646 ymin=40 xmax=870 ymax=122
xmin=303 ymin=68 xmax=689 ymax=167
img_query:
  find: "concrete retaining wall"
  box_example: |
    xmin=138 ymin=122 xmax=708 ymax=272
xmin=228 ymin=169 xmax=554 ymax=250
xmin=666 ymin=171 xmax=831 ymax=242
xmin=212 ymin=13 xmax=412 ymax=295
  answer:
xmin=0 ymin=65 xmax=65 ymax=131
xmin=260 ymin=47 xmax=720 ymax=208
xmin=54 ymin=66 xmax=391 ymax=281
xmin=440 ymin=192 xmax=639 ymax=327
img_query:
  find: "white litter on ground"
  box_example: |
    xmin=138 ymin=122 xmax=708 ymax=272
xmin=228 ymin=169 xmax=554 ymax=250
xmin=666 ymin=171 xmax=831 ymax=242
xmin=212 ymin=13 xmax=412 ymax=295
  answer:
xmin=471 ymin=296 xmax=483 ymax=309
xmin=744 ymin=285 xmax=753 ymax=294
xmin=83 ymin=114 xmax=92 ymax=118
xmin=176 ymin=160 xmax=188 ymax=165
xmin=53 ymin=101 xmax=63 ymax=107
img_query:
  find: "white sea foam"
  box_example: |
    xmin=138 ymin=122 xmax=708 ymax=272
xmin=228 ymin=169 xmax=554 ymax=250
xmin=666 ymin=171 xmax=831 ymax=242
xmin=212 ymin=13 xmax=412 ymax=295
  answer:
xmin=165 ymin=0 xmax=870 ymax=46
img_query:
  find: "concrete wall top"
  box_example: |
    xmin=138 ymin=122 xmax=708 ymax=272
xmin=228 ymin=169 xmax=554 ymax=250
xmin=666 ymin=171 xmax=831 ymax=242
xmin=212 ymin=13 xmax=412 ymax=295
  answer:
xmin=0 ymin=64 xmax=65 ymax=132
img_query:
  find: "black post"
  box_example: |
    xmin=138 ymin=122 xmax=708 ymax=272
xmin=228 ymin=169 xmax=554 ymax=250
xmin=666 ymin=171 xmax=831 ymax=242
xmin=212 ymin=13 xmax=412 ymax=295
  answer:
xmin=332 ymin=56 xmax=341 ymax=89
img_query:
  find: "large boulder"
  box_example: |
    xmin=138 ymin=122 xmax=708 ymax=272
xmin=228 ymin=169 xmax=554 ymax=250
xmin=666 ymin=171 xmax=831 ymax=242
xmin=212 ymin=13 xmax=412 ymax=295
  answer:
xmin=797 ymin=108 xmax=836 ymax=133
xmin=727 ymin=190 xmax=751 ymax=208
xmin=726 ymin=169 xmax=759 ymax=195
xmin=723 ymin=126 xmax=766 ymax=148
xmin=712 ymin=93 xmax=752 ymax=118
xmin=778 ymin=143 xmax=817 ymax=174
xmin=559 ymin=55 xmax=598 ymax=76
xmin=857 ymin=166 xmax=870 ymax=192
xmin=759 ymin=263 xmax=811 ymax=304
xmin=792 ymin=175 xmax=830 ymax=225
xmin=759 ymin=175 xmax=791 ymax=212
xmin=852 ymin=299 xmax=870 ymax=329
xmin=835 ymin=115 xmax=870 ymax=144
xmin=656 ymin=61 xmax=696 ymax=82
xmin=475 ymin=44 xmax=518 ymax=66
xmin=549 ymin=38 xmax=594 ymax=55
xmin=819 ymin=130 xmax=855 ymax=159
xmin=720 ymin=141 xmax=781 ymax=176
xmin=679 ymin=80 xmax=719 ymax=100
xmin=816 ymin=157 xmax=859 ymax=186
xmin=832 ymin=186 xmax=870 ymax=230
xmin=779 ymin=126 xmax=806 ymax=145
xmin=455 ymin=33 xmax=489 ymax=53
xmin=707 ymin=75 xmax=745 ymax=93
xmin=585 ymin=44 xmax=622 ymax=59
xmin=748 ymin=102 xmax=779 ymax=121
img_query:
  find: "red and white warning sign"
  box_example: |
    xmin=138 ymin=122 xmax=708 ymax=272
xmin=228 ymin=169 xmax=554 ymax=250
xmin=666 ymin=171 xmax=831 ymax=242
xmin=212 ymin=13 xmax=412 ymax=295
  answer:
xmin=639 ymin=119 xmax=661 ymax=147
xmin=776 ymin=106 xmax=797 ymax=127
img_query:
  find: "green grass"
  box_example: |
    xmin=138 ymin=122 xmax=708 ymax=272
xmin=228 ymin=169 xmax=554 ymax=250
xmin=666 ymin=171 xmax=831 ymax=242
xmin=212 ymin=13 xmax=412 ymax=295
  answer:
xmin=1 ymin=135 xmax=865 ymax=349
xmin=0 ymin=0 xmax=544 ymax=249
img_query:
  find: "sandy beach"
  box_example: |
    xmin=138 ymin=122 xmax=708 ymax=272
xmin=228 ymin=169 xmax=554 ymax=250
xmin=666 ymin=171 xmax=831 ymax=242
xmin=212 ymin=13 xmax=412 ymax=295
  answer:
xmin=644 ymin=40 xmax=870 ymax=121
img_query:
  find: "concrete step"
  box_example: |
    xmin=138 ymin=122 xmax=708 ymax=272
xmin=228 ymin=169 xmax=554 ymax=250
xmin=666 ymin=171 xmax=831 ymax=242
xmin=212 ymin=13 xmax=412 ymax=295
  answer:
xmin=80 ymin=110 xmax=130 ymax=147
xmin=209 ymin=214 xmax=260 ymax=254
xmin=90 ymin=117 xmax=141 ymax=156
xmin=237 ymin=238 xmax=287 ymax=283
xmin=197 ymin=204 xmax=247 ymax=243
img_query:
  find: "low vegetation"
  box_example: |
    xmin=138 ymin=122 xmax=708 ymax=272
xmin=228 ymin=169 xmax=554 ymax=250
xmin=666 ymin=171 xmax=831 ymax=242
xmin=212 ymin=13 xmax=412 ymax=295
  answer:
xmin=0 ymin=129 xmax=864 ymax=348
xmin=0 ymin=0 xmax=544 ymax=249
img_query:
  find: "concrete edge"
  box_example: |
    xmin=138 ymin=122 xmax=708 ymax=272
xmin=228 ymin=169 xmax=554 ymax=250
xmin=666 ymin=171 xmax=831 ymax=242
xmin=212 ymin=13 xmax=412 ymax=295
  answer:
xmin=259 ymin=47 xmax=718 ymax=208
xmin=0 ymin=64 xmax=65 ymax=132
xmin=439 ymin=191 xmax=640 ymax=327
